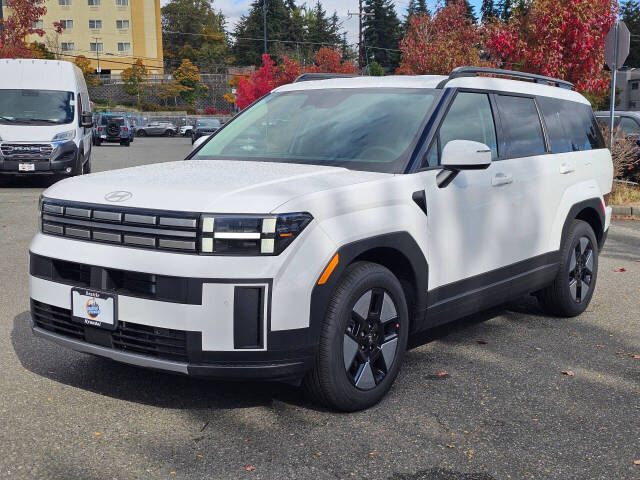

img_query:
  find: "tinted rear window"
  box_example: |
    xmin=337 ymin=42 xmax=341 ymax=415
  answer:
xmin=495 ymin=95 xmax=546 ymax=157
xmin=537 ymin=97 xmax=605 ymax=152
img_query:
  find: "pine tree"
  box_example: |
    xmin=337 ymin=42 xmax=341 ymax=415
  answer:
xmin=622 ymin=1 xmax=640 ymax=67
xmin=363 ymin=0 xmax=402 ymax=72
xmin=232 ymin=0 xmax=291 ymax=66
xmin=498 ymin=0 xmax=513 ymax=21
xmin=403 ymin=0 xmax=429 ymax=34
xmin=480 ymin=0 xmax=497 ymax=21
xmin=445 ymin=0 xmax=476 ymax=23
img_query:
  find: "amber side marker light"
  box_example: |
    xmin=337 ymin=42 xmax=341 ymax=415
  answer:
xmin=317 ymin=253 xmax=339 ymax=285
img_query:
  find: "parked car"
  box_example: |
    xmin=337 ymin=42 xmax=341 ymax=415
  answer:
xmin=94 ymin=115 xmax=133 ymax=146
xmin=0 ymin=59 xmax=93 ymax=177
xmin=180 ymin=125 xmax=193 ymax=136
xmin=191 ymin=118 xmax=221 ymax=144
xmin=30 ymin=67 xmax=613 ymax=411
xmin=595 ymin=111 xmax=640 ymax=137
xmin=136 ymin=122 xmax=177 ymax=137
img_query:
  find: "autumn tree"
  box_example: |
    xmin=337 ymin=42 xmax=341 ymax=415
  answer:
xmin=305 ymin=47 xmax=357 ymax=74
xmin=173 ymin=58 xmax=208 ymax=105
xmin=74 ymin=55 xmax=99 ymax=86
xmin=0 ymin=0 xmax=62 ymax=58
xmin=397 ymin=1 xmax=493 ymax=75
xmin=485 ymin=0 xmax=617 ymax=95
xmin=480 ymin=0 xmax=498 ymax=21
xmin=121 ymin=59 xmax=149 ymax=106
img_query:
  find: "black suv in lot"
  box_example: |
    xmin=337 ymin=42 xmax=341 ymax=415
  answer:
xmin=191 ymin=118 xmax=221 ymax=144
xmin=94 ymin=115 xmax=133 ymax=147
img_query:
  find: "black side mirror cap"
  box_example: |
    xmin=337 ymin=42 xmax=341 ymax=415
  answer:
xmin=81 ymin=112 xmax=93 ymax=128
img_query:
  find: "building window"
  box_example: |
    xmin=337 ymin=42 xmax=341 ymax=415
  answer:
xmin=88 ymin=0 xmax=100 ymax=5
xmin=117 ymin=42 xmax=131 ymax=53
xmin=90 ymin=42 xmax=104 ymax=53
xmin=32 ymin=20 xmax=44 ymax=30
xmin=59 ymin=0 xmax=71 ymax=5
xmin=61 ymin=42 xmax=75 ymax=52
xmin=89 ymin=20 xmax=102 ymax=29
xmin=116 ymin=19 xmax=130 ymax=29
xmin=60 ymin=19 xmax=74 ymax=29
xmin=116 ymin=0 xmax=128 ymax=6
xmin=632 ymin=82 xmax=639 ymax=91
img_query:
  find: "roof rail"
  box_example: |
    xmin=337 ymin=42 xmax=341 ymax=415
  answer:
xmin=440 ymin=66 xmax=574 ymax=90
xmin=293 ymin=73 xmax=358 ymax=83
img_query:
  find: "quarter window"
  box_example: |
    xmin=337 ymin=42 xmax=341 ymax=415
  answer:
xmin=495 ymin=95 xmax=546 ymax=157
xmin=537 ymin=97 xmax=604 ymax=152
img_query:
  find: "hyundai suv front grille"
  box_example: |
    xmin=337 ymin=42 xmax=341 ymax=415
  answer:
xmin=41 ymin=200 xmax=200 ymax=253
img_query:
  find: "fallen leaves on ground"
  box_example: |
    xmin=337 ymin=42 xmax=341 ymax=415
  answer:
xmin=561 ymin=370 xmax=575 ymax=377
xmin=94 ymin=432 xmax=101 ymax=436
xmin=614 ymin=268 xmax=627 ymax=272
xmin=633 ymin=354 xmax=640 ymax=359
xmin=437 ymin=371 xmax=448 ymax=377
xmin=245 ymin=466 xmax=256 ymax=472
xmin=596 ymin=344 xmax=603 ymax=348
xmin=634 ymin=459 xmax=640 ymax=465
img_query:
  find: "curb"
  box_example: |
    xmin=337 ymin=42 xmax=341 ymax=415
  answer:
xmin=611 ymin=205 xmax=640 ymax=219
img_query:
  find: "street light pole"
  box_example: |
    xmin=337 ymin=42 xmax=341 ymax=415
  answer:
xmin=348 ymin=1 xmax=374 ymax=73
xmin=93 ymin=36 xmax=102 ymax=74
xmin=263 ymin=0 xmax=267 ymax=54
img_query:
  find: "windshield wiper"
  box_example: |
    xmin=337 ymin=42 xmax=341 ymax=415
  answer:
xmin=24 ymin=118 xmax=63 ymax=124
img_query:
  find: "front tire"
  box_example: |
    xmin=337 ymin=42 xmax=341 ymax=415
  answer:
xmin=304 ymin=262 xmax=409 ymax=411
xmin=537 ymin=220 xmax=599 ymax=317
xmin=137 ymin=130 xmax=146 ymax=137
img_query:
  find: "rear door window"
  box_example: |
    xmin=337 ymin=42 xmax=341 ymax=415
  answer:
xmin=495 ymin=95 xmax=546 ymax=158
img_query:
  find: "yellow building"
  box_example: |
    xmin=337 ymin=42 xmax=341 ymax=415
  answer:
xmin=2 ymin=0 xmax=163 ymax=74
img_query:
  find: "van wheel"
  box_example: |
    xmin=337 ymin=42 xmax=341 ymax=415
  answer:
xmin=537 ymin=220 xmax=599 ymax=317
xmin=304 ymin=262 xmax=409 ymax=411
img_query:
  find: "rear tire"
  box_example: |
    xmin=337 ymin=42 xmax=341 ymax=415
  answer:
xmin=537 ymin=220 xmax=599 ymax=317
xmin=303 ymin=262 xmax=409 ymax=411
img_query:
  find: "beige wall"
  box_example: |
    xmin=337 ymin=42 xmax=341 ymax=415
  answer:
xmin=6 ymin=0 xmax=163 ymax=73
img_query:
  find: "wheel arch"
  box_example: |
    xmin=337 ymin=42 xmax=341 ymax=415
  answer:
xmin=309 ymin=232 xmax=428 ymax=345
xmin=561 ymin=198 xmax=605 ymax=250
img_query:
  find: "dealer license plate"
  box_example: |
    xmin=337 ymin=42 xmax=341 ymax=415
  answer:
xmin=71 ymin=288 xmax=117 ymax=330
xmin=18 ymin=163 xmax=35 ymax=172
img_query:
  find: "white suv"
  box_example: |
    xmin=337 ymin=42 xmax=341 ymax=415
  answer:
xmin=30 ymin=67 xmax=613 ymax=411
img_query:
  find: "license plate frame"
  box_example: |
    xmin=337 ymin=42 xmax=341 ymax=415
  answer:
xmin=18 ymin=163 xmax=35 ymax=172
xmin=71 ymin=288 xmax=118 ymax=330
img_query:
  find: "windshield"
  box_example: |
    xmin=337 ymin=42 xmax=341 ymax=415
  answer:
xmin=0 ymin=89 xmax=74 ymax=125
xmin=196 ymin=119 xmax=221 ymax=128
xmin=194 ymin=88 xmax=440 ymax=173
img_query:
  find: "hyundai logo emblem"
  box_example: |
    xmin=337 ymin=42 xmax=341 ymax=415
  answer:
xmin=104 ymin=191 xmax=133 ymax=202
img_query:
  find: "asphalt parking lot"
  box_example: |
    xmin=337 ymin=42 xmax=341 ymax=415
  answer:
xmin=1 ymin=137 xmax=639 ymax=480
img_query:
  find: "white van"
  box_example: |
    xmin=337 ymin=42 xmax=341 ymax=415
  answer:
xmin=0 ymin=59 xmax=93 ymax=177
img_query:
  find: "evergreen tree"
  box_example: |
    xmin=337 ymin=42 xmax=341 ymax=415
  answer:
xmin=445 ymin=0 xmax=476 ymax=23
xmin=622 ymin=1 xmax=640 ymax=67
xmin=480 ymin=0 xmax=497 ymax=21
xmin=403 ymin=0 xmax=429 ymax=34
xmin=363 ymin=0 xmax=402 ymax=72
xmin=498 ymin=0 xmax=513 ymax=21
xmin=232 ymin=0 xmax=291 ymax=66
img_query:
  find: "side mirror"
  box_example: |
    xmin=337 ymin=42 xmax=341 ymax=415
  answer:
xmin=437 ymin=140 xmax=492 ymax=188
xmin=192 ymin=136 xmax=208 ymax=151
xmin=81 ymin=112 xmax=93 ymax=128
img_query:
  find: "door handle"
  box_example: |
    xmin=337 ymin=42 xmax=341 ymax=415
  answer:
xmin=492 ymin=173 xmax=513 ymax=186
xmin=559 ymin=163 xmax=575 ymax=174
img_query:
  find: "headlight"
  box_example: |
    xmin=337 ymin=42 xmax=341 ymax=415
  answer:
xmin=199 ymin=213 xmax=312 ymax=255
xmin=51 ymin=130 xmax=75 ymax=142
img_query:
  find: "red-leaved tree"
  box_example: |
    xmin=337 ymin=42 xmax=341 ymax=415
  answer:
xmin=397 ymin=0 xmax=494 ymax=75
xmin=484 ymin=0 xmax=617 ymax=94
xmin=0 ymin=0 xmax=63 ymax=58
xmin=235 ymin=48 xmax=355 ymax=110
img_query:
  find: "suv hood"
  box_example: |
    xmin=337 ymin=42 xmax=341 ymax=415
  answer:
xmin=44 ymin=160 xmax=388 ymax=213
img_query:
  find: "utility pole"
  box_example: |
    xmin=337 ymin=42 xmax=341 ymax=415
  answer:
xmin=0 ymin=0 xmax=4 ymax=32
xmin=263 ymin=0 xmax=267 ymax=54
xmin=348 ymin=1 xmax=374 ymax=72
xmin=93 ymin=36 xmax=102 ymax=74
